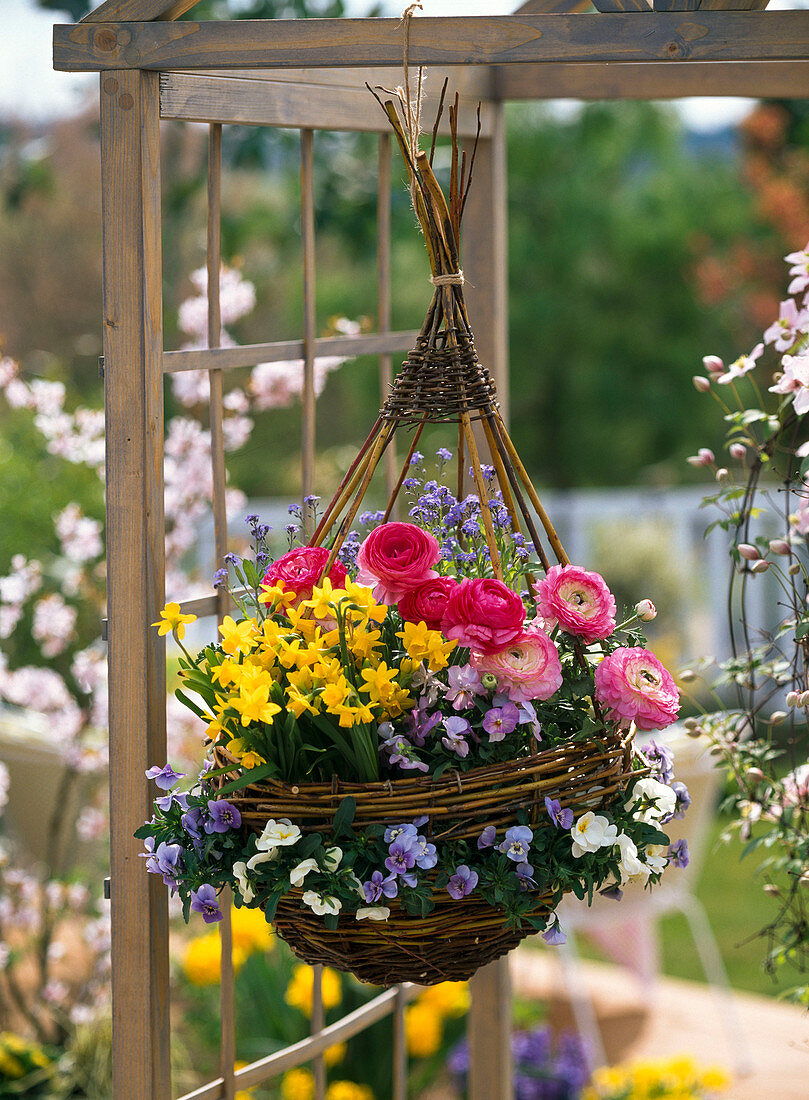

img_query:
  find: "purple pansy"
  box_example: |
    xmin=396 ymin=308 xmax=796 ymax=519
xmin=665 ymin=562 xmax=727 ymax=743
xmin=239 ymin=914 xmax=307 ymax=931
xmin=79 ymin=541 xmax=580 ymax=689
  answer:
xmin=667 ymin=838 xmax=690 ymax=869
xmin=414 ymin=836 xmax=438 ymax=870
xmin=499 ymin=825 xmax=533 ymax=862
xmin=442 ymin=715 xmax=471 ymax=758
xmin=669 ymin=781 xmax=691 ymax=820
xmin=145 ymin=764 xmax=186 ymax=791
xmin=407 ymin=706 xmax=442 ymax=747
xmin=385 ymin=838 xmax=418 ymax=876
xmin=545 ymin=796 xmax=574 ymax=831
xmin=155 ymin=791 xmax=189 ymax=813
xmin=447 ymin=864 xmax=478 ymax=900
xmin=204 ymin=799 xmax=241 ymax=834
xmin=362 ymin=871 xmax=399 ymax=903
xmin=542 ymin=922 xmax=566 ymax=946
xmin=381 ymin=735 xmax=430 ymax=773
xmin=477 ymin=825 xmax=497 ymax=850
xmin=384 ymin=823 xmax=418 ymax=845
xmin=643 ymin=740 xmax=675 ymax=785
xmin=482 ymin=702 xmax=520 ymax=743
xmin=154 ymin=841 xmax=183 ymax=888
xmin=190 ymin=883 xmax=223 ymax=924
xmin=515 ymin=861 xmax=536 ymax=890
xmin=599 ymin=884 xmax=624 ymax=901
xmin=445 ymin=666 xmax=485 ymax=711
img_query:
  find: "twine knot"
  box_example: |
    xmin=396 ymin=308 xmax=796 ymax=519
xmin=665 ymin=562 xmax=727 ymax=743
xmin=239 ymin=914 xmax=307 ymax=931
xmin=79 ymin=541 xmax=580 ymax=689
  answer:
xmin=430 ymin=270 xmax=464 ymax=287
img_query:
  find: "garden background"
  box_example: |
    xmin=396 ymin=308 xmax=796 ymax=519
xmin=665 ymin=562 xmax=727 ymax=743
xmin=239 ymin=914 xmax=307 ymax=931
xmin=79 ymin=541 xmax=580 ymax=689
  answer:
xmin=1 ymin=0 xmax=808 ymax=1096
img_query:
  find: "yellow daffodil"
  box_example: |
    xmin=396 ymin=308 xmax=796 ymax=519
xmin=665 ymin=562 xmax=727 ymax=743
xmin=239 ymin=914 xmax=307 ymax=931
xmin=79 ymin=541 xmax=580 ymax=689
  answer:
xmin=404 ymin=1002 xmax=443 ymax=1058
xmin=286 ymin=686 xmax=319 ymax=718
xmin=153 ymin=601 xmax=197 ymax=640
xmin=258 ymin=580 xmax=297 ymax=612
xmin=358 ymin=662 xmax=398 ymax=706
xmin=280 ymin=1067 xmax=314 ymax=1100
xmin=232 ymin=681 xmax=282 ymax=727
xmin=320 ymin=678 xmax=350 ymax=710
xmin=285 ymin=964 xmax=342 ymax=1015
xmin=348 ymin=625 xmax=384 ymax=660
xmin=219 ymin=615 xmax=257 ymax=656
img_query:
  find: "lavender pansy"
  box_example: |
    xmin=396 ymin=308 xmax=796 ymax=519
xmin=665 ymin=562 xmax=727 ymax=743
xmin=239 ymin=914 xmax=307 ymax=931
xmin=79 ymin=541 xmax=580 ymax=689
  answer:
xmin=545 ymin=796 xmax=574 ymax=831
xmin=190 ymin=883 xmax=223 ymax=924
xmin=499 ymin=825 xmax=533 ymax=862
xmin=204 ymin=799 xmax=241 ymax=834
xmin=145 ymin=763 xmax=186 ymax=791
xmin=477 ymin=825 xmax=497 ymax=850
xmin=446 ymin=865 xmax=478 ymax=900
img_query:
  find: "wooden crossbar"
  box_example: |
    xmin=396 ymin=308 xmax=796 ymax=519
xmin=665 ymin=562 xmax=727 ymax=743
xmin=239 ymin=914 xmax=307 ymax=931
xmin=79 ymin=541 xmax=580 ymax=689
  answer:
xmin=162 ymin=331 xmax=420 ymax=374
xmin=54 ymin=12 xmax=809 ymax=73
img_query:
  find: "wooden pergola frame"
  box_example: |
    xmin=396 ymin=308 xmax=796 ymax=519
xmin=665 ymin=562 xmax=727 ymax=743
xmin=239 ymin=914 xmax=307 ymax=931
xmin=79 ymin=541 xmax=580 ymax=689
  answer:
xmin=54 ymin=1 xmax=809 ymax=1098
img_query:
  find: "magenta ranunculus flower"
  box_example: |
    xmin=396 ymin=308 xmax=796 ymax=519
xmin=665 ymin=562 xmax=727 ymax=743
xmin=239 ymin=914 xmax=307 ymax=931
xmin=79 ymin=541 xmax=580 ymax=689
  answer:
xmin=262 ymin=546 xmax=346 ymax=603
xmin=533 ymin=564 xmax=616 ymax=643
xmin=398 ymin=575 xmax=458 ymax=630
xmin=356 ymin=521 xmax=440 ymax=604
xmin=594 ymin=646 xmax=679 ymax=731
xmin=472 ymin=629 xmax=562 ymax=703
xmin=441 ymin=577 xmax=525 ymax=655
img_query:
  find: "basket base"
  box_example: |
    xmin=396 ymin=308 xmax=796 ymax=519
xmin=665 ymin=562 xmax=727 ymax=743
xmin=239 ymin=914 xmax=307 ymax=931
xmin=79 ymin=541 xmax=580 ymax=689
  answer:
xmin=273 ymin=894 xmax=551 ymax=986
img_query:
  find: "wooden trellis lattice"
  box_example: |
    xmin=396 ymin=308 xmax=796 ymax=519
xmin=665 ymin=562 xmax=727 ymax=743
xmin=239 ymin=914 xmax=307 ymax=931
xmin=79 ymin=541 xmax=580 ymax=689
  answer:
xmin=53 ymin=0 xmax=809 ymax=1097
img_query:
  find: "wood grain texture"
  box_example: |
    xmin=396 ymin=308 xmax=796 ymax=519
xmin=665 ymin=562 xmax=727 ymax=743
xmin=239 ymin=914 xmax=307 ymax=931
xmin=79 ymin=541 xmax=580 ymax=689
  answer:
xmin=593 ymin=0 xmax=651 ymax=10
xmin=496 ymin=58 xmax=809 ymax=97
xmin=162 ymin=330 xmax=419 ymax=374
xmin=159 ymin=72 xmax=493 ymax=135
xmin=53 ymin=12 xmax=809 ymax=72
xmin=469 ymin=960 xmax=513 ymax=1100
xmin=99 ymin=68 xmax=171 ymax=1100
xmin=516 ymin=0 xmax=593 ymax=11
xmin=82 ymin=0 xmax=202 ymax=21
xmin=301 ymin=128 xmax=317 ymax=510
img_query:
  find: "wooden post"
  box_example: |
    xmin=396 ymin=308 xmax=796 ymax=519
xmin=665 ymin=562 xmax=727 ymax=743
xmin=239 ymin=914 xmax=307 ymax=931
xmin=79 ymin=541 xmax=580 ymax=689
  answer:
xmin=100 ymin=68 xmax=171 ymax=1100
xmin=463 ymin=99 xmax=513 ymax=1100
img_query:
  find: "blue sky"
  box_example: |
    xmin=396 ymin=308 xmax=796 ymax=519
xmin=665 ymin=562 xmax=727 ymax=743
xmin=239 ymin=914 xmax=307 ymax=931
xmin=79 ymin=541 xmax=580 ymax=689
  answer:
xmin=2 ymin=0 xmax=761 ymax=129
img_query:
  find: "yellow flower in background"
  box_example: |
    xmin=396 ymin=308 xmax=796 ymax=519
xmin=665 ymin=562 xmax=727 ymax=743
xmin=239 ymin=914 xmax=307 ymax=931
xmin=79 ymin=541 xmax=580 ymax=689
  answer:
xmin=585 ymin=1055 xmax=729 ymax=1099
xmin=153 ymin=601 xmax=197 ymax=640
xmin=404 ymin=1002 xmax=442 ymax=1059
xmin=230 ymin=906 xmax=274 ymax=955
xmin=219 ymin=615 xmax=258 ymax=656
xmin=285 ymin=964 xmax=343 ymax=1016
xmin=326 ymin=1082 xmax=375 ymax=1100
xmin=281 ymin=1067 xmax=315 ymax=1100
xmin=324 ymin=1042 xmax=347 ymax=1067
xmin=181 ymin=932 xmax=247 ymax=986
xmin=419 ymin=981 xmax=469 ymax=1018
xmin=700 ymin=1067 xmax=731 ymax=1091
xmin=233 ymin=1060 xmax=256 ymax=1099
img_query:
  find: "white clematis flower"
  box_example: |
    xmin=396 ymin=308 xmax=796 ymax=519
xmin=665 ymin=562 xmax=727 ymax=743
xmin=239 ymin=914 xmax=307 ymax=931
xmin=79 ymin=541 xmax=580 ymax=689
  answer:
xmin=626 ymin=778 xmax=676 ymax=824
xmin=570 ymin=812 xmax=618 ymax=857
xmin=256 ymin=818 xmax=302 ymax=850
xmin=302 ymin=891 xmax=342 ymax=917
xmin=289 ymin=857 xmax=319 ymax=887
xmin=356 ymin=906 xmax=391 ymax=921
xmin=232 ymin=860 xmax=255 ymax=903
xmin=615 ymin=833 xmax=650 ymax=883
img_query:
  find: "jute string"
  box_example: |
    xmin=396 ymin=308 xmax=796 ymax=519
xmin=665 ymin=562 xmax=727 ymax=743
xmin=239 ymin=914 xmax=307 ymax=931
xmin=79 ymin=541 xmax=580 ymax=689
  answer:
xmin=430 ymin=271 xmax=464 ymax=286
xmin=397 ymin=3 xmax=424 ymax=217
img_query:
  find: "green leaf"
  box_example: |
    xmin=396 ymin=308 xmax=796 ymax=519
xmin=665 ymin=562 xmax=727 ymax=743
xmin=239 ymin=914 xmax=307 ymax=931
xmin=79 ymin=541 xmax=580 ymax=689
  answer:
xmin=263 ymin=889 xmax=282 ymax=923
xmin=333 ymin=796 xmax=356 ymax=837
xmin=174 ymin=689 xmax=208 ymax=719
xmin=324 ymin=912 xmax=340 ymax=931
xmin=215 ymin=763 xmax=276 ymax=795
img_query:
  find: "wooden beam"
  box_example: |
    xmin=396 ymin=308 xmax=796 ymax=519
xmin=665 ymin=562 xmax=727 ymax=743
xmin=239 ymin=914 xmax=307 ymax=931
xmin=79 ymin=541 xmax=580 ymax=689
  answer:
xmin=496 ymin=57 xmax=809 ymax=97
xmin=515 ymin=0 xmax=594 ymax=11
xmin=82 ymin=0 xmax=202 ymax=21
xmin=53 ymin=12 xmax=809 ymax=72
xmin=99 ymin=68 xmax=171 ymax=1100
xmin=159 ymin=73 xmax=494 ymax=135
xmin=593 ymin=0 xmax=650 ymax=10
xmin=469 ymin=961 xmax=513 ymax=1100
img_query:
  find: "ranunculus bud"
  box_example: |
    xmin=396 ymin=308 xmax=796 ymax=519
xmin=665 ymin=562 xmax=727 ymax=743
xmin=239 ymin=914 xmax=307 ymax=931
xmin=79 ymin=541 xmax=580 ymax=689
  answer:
xmin=750 ymin=560 xmax=770 ymax=574
xmin=737 ymin=543 xmax=760 ymax=560
xmin=692 ymin=375 xmax=711 ymax=393
xmin=683 ymin=716 xmax=700 ymax=730
xmin=480 ymin=672 xmax=498 ymax=691
xmin=716 ymin=467 xmax=729 ymax=482
xmin=769 ymin=710 xmax=787 ymax=724
xmin=686 ymin=448 xmax=715 ymax=468
xmin=687 ymin=725 xmax=705 ymax=739
xmin=786 ymin=691 xmax=800 ymax=708
xmin=703 ymin=355 xmax=724 ymax=374
xmin=769 ymin=539 xmax=791 ymax=555
xmin=790 ymin=563 xmax=801 ymax=575
xmin=635 ymin=599 xmax=657 ymax=622
xmin=729 ymin=443 xmax=747 ymax=460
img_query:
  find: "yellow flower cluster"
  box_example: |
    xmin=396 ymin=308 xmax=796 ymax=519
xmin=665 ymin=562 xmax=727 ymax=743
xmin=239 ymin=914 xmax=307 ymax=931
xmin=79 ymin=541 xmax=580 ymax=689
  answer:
xmin=280 ymin=1072 xmax=374 ymax=1100
xmin=582 ymin=1055 xmax=730 ymax=1100
xmin=0 ymin=1033 xmax=51 ymax=1080
xmin=405 ymin=981 xmax=469 ymax=1059
xmin=285 ymin=964 xmax=343 ymax=1016
xmin=203 ymin=580 xmax=456 ymax=765
xmin=181 ymin=907 xmax=274 ymax=986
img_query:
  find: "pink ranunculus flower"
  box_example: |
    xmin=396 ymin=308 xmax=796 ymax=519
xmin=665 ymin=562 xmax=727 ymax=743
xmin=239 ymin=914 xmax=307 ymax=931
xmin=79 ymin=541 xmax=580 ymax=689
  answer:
xmin=472 ymin=629 xmax=562 ymax=703
xmin=441 ymin=577 xmax=525 ymax=656
xmin=356 ymin=521 xmax=440 ymax=604
xmin=594 ymin=646 xmax=679 ymax=732
xmin=262 ymin=546 xmax=347 ymax=604
xmin=533 ymin=564 xmax=616 ymax=644
xmin=398 ymin=575 xmax=458 ymax=631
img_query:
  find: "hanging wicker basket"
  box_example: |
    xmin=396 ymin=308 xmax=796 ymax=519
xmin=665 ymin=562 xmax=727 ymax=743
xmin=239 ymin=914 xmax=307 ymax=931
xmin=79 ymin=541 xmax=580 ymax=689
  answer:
xmin=214 ymin=729 xmax=638 ymax=984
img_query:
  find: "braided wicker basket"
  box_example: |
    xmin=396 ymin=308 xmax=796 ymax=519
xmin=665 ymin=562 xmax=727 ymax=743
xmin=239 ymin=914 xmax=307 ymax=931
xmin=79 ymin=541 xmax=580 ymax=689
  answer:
xmin=214 ymin=728 xmax=637 ymax=985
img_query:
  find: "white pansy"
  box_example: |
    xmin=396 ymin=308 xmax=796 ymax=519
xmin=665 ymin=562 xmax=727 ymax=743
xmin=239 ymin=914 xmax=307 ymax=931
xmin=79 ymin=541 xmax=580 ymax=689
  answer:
xmin=356 ymin=906 xmax=391 ymax=922
xmin=232 ymin=861 xmax=255 ymax=903
xmin=256 ymin=818 xmax=302 ymax=851
xmin=626 ymin=778 xmax=677 ymax=824
xmin=645 ymin=844 xmax=668 ymax=875
xmin=302 ymin=891 xmax=342 ymax=917
xmin=570 ymin=812 xmax=618 ymax=858
xmin=322 ymin=846 xmax=343 ymax=872
xmin=246 ymin=848 xmax=280 ymax=872
xmin=615 ymin=834 xmax=649 ymax=882
xmin=289 ymin=857 xmax=319 ymax=887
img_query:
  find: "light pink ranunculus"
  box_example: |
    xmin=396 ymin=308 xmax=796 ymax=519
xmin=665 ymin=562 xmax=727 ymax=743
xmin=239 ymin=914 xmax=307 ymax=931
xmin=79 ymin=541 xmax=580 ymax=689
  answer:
xmin=594 ymin=647 xmax=679 ymax=732
xmin=533 ymin=564 xmax=616 ymax=644
xmin=356 ymin=522 xmax=440 ymax=604
xmin=441 ymin=577 xmax=525 ymax=656
xmin=472 ymin=629 xmax=562 ymax=703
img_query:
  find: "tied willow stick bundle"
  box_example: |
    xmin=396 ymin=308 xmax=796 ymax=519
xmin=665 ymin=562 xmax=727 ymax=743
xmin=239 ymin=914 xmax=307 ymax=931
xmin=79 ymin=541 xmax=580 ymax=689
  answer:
xmin=137 ymin=69 xmax=688 ymax=987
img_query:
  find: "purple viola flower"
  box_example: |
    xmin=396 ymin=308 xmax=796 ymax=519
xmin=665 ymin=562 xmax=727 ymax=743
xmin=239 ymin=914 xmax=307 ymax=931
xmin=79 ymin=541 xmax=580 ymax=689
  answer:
xmin=190 ymin=883 xmax=223 ymax=924
xmin=154 ymin=841 xmax=183 ymax=888
xmin=545 ymin=796 xmax=574 ymax=831
xmin=542 ymin=921 xmax=566 ymax=946
xmin=362 ymin=871 xmax=399 ymax=903
xmin=437 ymin=447 xmax=453 ymax=462
xmin=516 ymin=700 xmax=542 ymax=738
xmin=182 ymin=807 xmax=203 ymax=839
xmin=669 ymin=781 xmax=691 ymax=820
xmin=204 ymin=799 xmax=242 ymax=834
xmin=447 ymin=865 xmax=478 ymax=900
xmin=385 ymin=838 xmax=418 ymax=876
xmin=499 ymin=825 xmax=533 ymax=863
xmin=141 ymin=836 xmax=158 ymax=874
xmin=482 ymin=702 xmax=520 ymax=743
xmin=381 ymin=735 xmax=429 ymax=773
xmin=445 ymin=665 xmax=485 ymax=711
xmin=414 ymin=837 xmax=438 ymax=870
xmin=643 ymin=740 xmax=675 ymax=785
xmin=599 ymin=884 xmax=624 ymax=901
xmin=442 ymin=715 xmax=471 ymax=758
xmin=477 ymin=825 xmax=497 ymax=850
xmin=145 ymin=764 xmax=186 ymax=791
xmin=384 ymin=823 xmax=418 ymax=845
xmin=515 ymin=861 xmax=536 ymax=890
xmin=407 ymin=706 xmax=442 ymax=747
xmin=668 ymin=838 xmax=690 ymax=869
